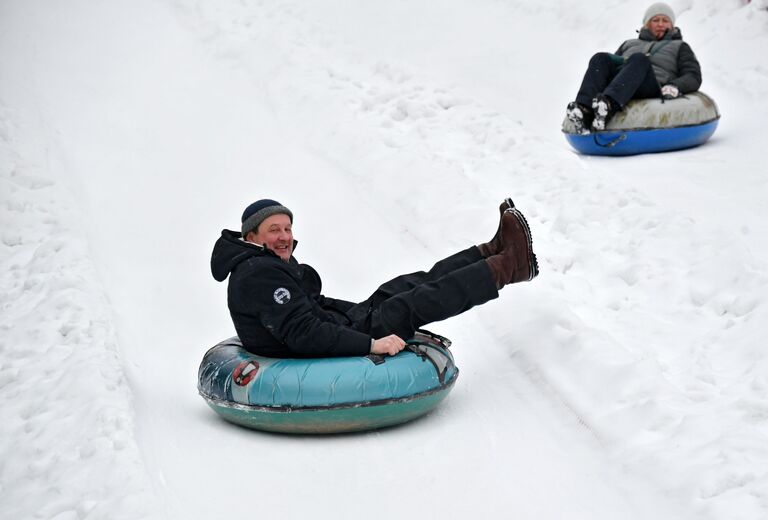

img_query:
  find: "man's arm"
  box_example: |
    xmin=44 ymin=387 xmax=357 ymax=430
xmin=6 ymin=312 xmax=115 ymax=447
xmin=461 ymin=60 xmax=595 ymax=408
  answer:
xmin=241 ymin=267 xmax=372 ymax=357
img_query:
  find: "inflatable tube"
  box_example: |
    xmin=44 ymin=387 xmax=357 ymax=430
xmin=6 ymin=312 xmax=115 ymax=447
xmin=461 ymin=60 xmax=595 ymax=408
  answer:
xmin=198 ymin=331 xmax=458 ymax=434
xmin=562 ymin=91 xmax=720 ymax=156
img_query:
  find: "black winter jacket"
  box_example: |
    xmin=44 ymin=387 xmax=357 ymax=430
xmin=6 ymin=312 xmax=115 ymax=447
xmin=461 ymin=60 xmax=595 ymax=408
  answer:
xmin=617 ymin=27 xmax=702 ymax=94
xmin=211 ymin=229 xmax=372 ymax=358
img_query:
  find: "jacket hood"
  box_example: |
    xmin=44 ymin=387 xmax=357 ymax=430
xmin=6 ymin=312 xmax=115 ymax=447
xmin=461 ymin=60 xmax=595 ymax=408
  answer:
xmin=210 ymin=229 xmax=298 ymax=282
xmin=638 ymin=26 xmax=682 ymax=41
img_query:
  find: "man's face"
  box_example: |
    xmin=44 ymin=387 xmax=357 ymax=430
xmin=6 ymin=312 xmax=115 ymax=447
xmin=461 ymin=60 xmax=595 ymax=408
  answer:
xmin=647 ymin=15 xmax=673 ymax=39
xmin=247 ymin=213 xmax=293 ymax=261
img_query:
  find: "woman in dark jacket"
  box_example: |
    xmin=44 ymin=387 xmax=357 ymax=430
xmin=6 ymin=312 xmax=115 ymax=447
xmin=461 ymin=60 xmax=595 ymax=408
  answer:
xmin=566 ymin=2 xmax=702 ymax=134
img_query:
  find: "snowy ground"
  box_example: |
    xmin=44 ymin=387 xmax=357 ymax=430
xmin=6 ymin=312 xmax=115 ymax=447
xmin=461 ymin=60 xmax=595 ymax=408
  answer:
xmin=2 ymin=0 xmax=768 ymax=519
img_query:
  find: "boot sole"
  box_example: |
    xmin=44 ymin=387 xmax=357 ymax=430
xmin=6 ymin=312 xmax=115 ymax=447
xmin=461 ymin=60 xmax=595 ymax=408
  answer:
xmin=504 ymin=200 xmax=539 ymax=281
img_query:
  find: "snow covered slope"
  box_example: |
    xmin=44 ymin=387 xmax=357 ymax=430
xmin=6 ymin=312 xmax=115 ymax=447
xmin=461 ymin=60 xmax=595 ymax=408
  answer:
xmin=2 ymin=0 xmax=768 ymax=519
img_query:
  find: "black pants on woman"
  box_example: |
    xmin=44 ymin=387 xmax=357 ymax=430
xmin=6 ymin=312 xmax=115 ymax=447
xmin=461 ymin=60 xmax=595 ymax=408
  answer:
xmin=576 ymin=52 xmax=662 ymax=108
xmin=347 ymin=246 xmax=499 ymax=340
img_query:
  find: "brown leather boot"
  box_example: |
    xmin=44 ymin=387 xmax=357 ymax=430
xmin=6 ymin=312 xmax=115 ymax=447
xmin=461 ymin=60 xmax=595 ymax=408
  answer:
xmin=478 ymin=197 xmax=514 ymax=257
xmin=485 ymin=211 xmax=539 ymax=288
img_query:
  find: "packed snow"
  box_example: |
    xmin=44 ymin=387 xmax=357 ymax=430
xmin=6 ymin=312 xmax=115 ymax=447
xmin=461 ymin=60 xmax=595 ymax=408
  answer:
xmin=2 ymin=0 xmax=768 ymax=519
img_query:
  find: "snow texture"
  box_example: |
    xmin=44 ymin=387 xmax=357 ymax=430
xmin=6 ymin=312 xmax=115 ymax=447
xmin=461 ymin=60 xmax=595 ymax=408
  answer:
xmin=2 ymin=0 xmax=768 ymax=519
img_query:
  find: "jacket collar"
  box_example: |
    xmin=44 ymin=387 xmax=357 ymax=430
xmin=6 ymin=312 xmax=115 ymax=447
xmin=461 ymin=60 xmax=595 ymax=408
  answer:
xmin=211 ymin=229 xmax=299 ymax=281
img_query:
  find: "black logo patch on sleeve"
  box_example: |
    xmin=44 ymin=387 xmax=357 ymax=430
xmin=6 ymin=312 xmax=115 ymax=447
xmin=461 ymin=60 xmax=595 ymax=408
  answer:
xmin=273 ymin=287 xmax=291 ymax=304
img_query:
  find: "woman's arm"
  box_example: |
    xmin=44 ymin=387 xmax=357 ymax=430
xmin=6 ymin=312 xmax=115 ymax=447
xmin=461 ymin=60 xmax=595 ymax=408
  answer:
xmin=669 ymin=42 xmax=702 ymax=93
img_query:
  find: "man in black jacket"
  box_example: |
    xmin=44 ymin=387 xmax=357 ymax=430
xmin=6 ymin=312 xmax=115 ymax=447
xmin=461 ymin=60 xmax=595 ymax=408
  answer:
xmin=211 ymin=198 xmax=538 ymax=358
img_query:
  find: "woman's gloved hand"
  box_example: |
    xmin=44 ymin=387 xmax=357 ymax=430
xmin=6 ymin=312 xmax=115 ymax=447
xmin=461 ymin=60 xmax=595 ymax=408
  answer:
xmin=661 ymin=84 xmax=680 ymax=99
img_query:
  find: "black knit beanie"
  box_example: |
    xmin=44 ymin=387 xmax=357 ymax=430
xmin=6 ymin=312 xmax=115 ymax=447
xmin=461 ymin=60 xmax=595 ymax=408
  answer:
xmin=241 ymin=199 xmax=293 ymax=237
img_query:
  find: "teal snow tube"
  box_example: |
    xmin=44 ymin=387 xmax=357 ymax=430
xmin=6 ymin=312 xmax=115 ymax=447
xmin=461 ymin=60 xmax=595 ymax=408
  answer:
xmin=198 ymin=331 xmax=458 ymax=434
xmin=562 ymin=91 xmax=720 ymax=156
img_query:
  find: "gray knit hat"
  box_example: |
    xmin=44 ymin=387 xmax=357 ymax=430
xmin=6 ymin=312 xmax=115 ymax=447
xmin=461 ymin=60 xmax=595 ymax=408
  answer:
xmin=644 ymin=2 xmax=675 ymax=25
xmin=241 ymin=199 xmax=293 ymax=237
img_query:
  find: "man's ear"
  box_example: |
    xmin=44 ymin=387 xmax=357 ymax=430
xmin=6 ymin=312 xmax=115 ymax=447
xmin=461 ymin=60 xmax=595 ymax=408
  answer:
xmin=244 ymin=231 xmax=258 ymax=244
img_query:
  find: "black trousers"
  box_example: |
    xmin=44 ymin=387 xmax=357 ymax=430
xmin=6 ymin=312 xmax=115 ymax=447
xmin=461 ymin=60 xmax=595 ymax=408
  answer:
xmin=576 ymin=52 xmax=662 ymax=108
xmin=347 ymin=246 xmax=499 ymax=340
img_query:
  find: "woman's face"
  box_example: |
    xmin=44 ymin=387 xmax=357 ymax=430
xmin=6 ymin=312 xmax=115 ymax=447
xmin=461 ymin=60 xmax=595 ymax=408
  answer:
xmin=647 ymin=14 xmax=674 ymax=39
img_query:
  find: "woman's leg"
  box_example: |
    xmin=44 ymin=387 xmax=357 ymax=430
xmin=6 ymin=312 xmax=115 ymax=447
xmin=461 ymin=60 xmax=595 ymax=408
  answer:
xmin=575 ymin=52 xmax=620 ymax=108
xmin=603 ymin=53 xmax=661 ymax=107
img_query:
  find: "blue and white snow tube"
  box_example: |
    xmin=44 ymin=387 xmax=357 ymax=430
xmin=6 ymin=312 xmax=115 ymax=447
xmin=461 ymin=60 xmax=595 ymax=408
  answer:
xmin=562 ymin=91 xmax=720 ymax=156
xmin=198 ymin=331 xmax=458 ymax=434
